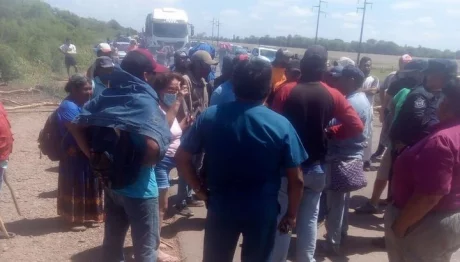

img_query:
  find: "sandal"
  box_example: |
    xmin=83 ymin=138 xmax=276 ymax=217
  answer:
xmin=0 ymin=232 xmax=16 ymax=239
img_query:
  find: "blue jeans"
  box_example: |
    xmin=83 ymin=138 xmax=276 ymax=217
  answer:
xmin=203 ymin=203 xmax=278 ymax=262
xmin=271 ymin=164 xmax=326 ymax=262
xmin=325 ymin=191 xmax=350 ymax=246
xmin=102 ymin=189 xmax=159 ymax=262
xmin=154 ymin=156 xmax=176 ymax=189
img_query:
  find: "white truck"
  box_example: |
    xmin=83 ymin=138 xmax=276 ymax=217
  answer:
xmin=144 ymin=8 xmax=194 ymax=50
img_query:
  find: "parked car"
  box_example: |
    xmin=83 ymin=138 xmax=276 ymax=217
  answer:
xmin=111 ymin=42 xmax=130 ymax=64
xmin=250 ymin=47 xmax=277 ymax=62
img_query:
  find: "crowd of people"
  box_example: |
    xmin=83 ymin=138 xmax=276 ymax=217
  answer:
xmin=1 ymin=38 xmax=460 ymax=262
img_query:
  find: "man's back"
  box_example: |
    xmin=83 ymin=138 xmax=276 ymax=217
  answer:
xmin=283 ymin=81 xmax=335 ymax=164
xmin=195 ymin=102 xmax=303 ymax=195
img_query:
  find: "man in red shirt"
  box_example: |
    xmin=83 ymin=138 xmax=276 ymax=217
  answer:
xmin=270 ymin=59 xmax=301 ymax=113
xmin=271 ymin=45 xmax=364 ymax=262
xmin=0 ymin=102 xmax=14 ymax=238
xmin=385 ymin=79 xmax=460 ymax=261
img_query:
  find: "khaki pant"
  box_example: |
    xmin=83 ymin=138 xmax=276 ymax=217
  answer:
xmin=376 ymin=149 xmax=391 ymax=180
xmin=385 ymin=205 xmax=460 ymax=262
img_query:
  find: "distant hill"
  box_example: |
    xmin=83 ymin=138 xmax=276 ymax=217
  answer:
xmin=0 ymin=0 xmax=136 ymax=83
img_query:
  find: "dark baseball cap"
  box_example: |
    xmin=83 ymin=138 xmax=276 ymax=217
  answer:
xmin=301 ymin=45 xmax=328 ymax=69
xmin=423 ymin=59 xmax=458 ymax=76
xmin=342 ymin=65 xmax=365 ymax=81
xmin=174 ymin=50 xmax=187 ymax=59
xmin=286 ymin=59 xmax=301 ymax=71
xmin=400 ymin=59 xmax=428 ymax=73
xmin=95 ymin=56 xmax=114 ymax=69
xmin=329 ymin=66 xmax=344 ymax=77
xmin=121 ymin=48 xmax=168 ymax=76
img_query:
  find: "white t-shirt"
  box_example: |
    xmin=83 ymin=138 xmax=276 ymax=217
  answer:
xmin=60 ymin=44 xmax=77 ymax=54
xmin=361 ymin=75 xmax=380 ymax=107
xmin=166 ymin=118 xmax=182 ymax=157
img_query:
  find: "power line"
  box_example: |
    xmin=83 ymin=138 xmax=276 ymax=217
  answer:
xmin=313 ymin=0 xmax=327 ymax=44
xmin=216 ymin=19 xmax=222 ymax=46
xmin=356 ymin=0 xmax=373 ymax=63
xmin=211 ymin=18 xmax=215 ymax=44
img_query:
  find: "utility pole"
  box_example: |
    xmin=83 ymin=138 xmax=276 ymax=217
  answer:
xmin=211 ymin=18 xmax=215 ymax=44
xmin=216 ymin=19 xmax=222 ymax=46
xmin=313 ymin=0 xmax=327 ymax=44
xmin=356 ymin=0 xmax=372 ymax=63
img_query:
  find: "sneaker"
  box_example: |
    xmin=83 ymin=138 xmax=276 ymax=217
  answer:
xmin=175 ymin=204 xmax=194 ymax=217
xmin=371 ymin=154 xmax=384 ymax=162
xmin=319 ymin=242 xmax=341 ymax=256
xmin=354 ymin=202 xmax=378 ymax=214
xmin=363 ymin=161 xmax=372 ymax=171
xmin=186 ymin=198 xmax=205 ymax=207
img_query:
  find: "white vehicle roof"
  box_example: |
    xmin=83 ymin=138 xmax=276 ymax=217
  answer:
xmin=152 ymin=8 xmax=188 ymax=23
xmin=258 ymin=47 xmax=277 ymax=52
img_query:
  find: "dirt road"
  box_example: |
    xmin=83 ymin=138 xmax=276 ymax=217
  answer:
xmin=1 ymin=95 xmax=460 ymax=262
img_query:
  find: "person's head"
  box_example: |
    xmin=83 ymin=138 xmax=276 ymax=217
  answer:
xmin=397 ymin=59 xmax=428 ymax=87
xmin=285 ymin=60 xmax=301 ymax=82
xmin=96 ymin=43 xmax=112 ymax=58
xmin=424 ymin=59 xmax=458 ymax=92
xmin=337 ymin=57 xmax=355 ymax=67
xmin=65 ymin=38 xmax=71 ymax=45
xmin=337 ymin=65 xmax=365 ymax=96
xmin=64 ymin=74 xmax=92 ymax=105
xmin=93 ymin=56 xmax=115 ymax=78
xmin=359 ymin=56 xmax=372 ymax=76
xmin=221 ymin=55 xmax=235 ymax=78
xmin=121 ymin=48 xmax=169 ymax=85
xmin=190 ymin=50 xmax=218 ymax=79
xmin=173 ymin=50 xmax=188 ymax=71
xmin=152 ymin=72 xmax=185 ymax=108
xmin=398 ymin=54 xmax=413 ymax=70
xmin=324 ymin=66 xmax=343 ymax=88
xmin=437 ymin=78 xmax=460 ymax=122
xmin=233 ymin=57 xmax=272 ymax=102
xmin=130 ymin=39 xmax=137 ymax=46
xmin=273 ymin=48 xmax=291 ymax=68
xmin=300 ymin=45 xmax=328 ymax=82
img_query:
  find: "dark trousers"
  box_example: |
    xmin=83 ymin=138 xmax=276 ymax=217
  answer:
xmin=102 ymin=189 xmax=159 ymax=262
xmin=203 ymin=208 xmax=277 ymax=262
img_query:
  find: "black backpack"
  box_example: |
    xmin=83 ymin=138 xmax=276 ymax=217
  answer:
xmin=88 ymin=126 xmax=145 ymax=190
xmin=38 ymin=111 xmax=63 ymax=161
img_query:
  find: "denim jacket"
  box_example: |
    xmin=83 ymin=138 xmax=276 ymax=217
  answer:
xmin=73 ymin=66 xmax=171 ymax=158
xmin=327 ymin=92 xmax=370 ymax=160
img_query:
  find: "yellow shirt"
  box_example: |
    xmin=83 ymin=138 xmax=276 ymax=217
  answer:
xmin=271 ymin=67 xmax=286 ymax=90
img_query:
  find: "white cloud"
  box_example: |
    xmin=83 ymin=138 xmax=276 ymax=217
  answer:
xmin=416 ymin=16 xmax=436 ymax=28
xmin=283 ymin=6 xmax=314 ymax=17
xmin=391 ymin=1 xmax=421 ymax=10
xmin=342 ymin=23 xmax=359 ymax=29
xmin=447 ymin=9 xmax=460 ymax=15
xmin=331 ymin=12 xmax=360 ymax=22
xmin=220 ymin=9 xmax=240 ymax=17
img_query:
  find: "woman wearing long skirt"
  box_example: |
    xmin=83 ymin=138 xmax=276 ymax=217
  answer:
xmin=57 ymin=74 xmax=104 ymax=231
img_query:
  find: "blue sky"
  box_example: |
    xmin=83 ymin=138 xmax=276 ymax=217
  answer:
xmin=44 ymin=0 xmax=459 ymax=51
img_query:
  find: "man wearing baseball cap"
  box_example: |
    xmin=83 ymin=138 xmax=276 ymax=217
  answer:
xmin=271 ymin=45 xmax=364 ymax=262
xmin=372 ymin=54 xmax=413 ymax=161
xmin=91 ymin=56 xmax=115 ymax=98
xmin=324 ymin=65 xmax=370 ymax=254
xmin=356 ymin=59 xmax=428 ymax=216
xmin=71 ymin=48 xmax=171 ymax=262
xmin=174 ymin=50 xmax=218 ymax=217
xmin=86 ymin=43 xmax=115 ymax=81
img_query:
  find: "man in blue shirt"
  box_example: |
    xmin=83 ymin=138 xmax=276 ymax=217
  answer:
xmin=210 ymin=54 xmax=250 ymax=106
xmin=175 ymin=57 xmax=307 ymax=262
xmin=71 ymin=49 xmax=170 ymax=262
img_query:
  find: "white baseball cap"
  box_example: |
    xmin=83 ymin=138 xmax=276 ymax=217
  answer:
xmin=96 ymin=43 xmax=112 ymax=53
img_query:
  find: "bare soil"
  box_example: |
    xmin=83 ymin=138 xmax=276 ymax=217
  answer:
xmin=0 ymin=87 xmax=182 ymax=262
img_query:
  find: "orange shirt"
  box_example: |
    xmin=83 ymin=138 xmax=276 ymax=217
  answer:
xmin=0 ymin=103 xmax=13 ymax=161
xmin=271 ymin=67 xmax=286 ymax=90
